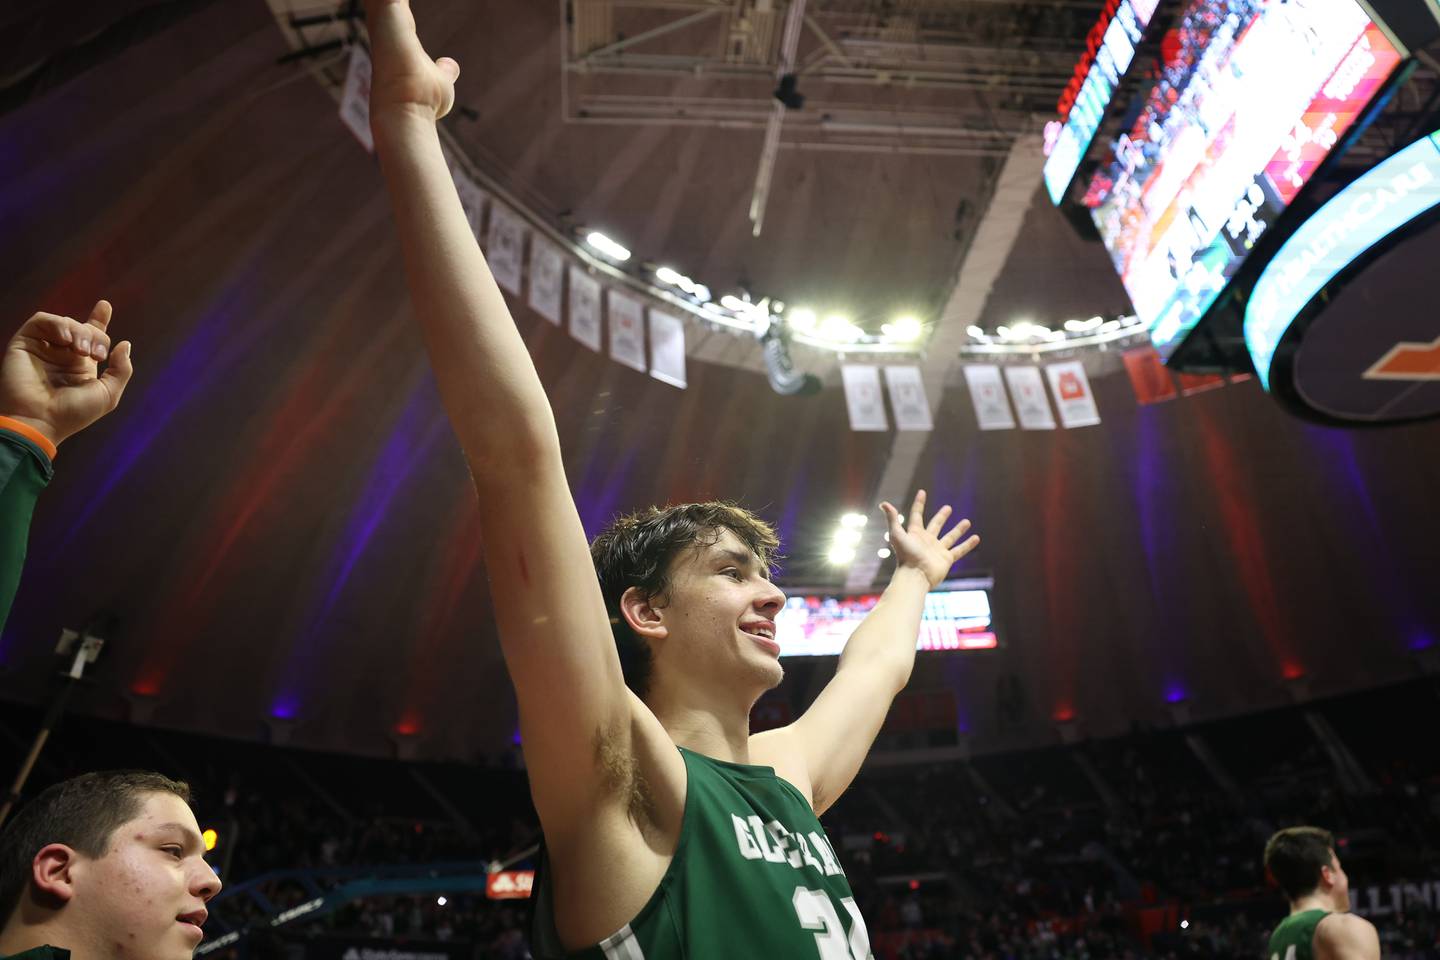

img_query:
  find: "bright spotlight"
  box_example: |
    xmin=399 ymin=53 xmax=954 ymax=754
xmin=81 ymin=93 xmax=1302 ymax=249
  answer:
xmin=881 ymin=315 xmax=924 ymax=342
xmin=828 ymin=545 xmax=856 ymax=565
xmin=1064 ymin=316 xmax=1103 ymax=332
xmin=877 ymin=547 xmax=891 ymax=559
xmin=585 ymin=232 xmax=631 ymax=261
xmin=790 ymin=308 xmax=817 ymax=331
xmin=655 ymin=266 xmax=683 ymax=286
xmin=836 ymin=528 xmax=862 ymax=546
xmin=1098 ymin=319 xmax=1122 ymax=333
xmin=693 ymin=284 xmax=712 ymax=303
xmin=720 ymin=294 xmax=752 ymax=313
xmin=1180 ymin=920 xmax=1189 ymax=930
xmin=821 ymin=314 xmax=860 ymax=342
xmin=840 ymin=512 xmax=868 ymax=528
xmin=966 ymin=325 xmax=985 ymax=338
xmin=437 ymin=896 xmax=448 ymax=907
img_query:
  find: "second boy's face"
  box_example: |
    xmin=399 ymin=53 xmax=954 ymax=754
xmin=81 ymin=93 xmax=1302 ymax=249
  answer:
xmin=1325 ymin=851 xmax=1351 ymax=911
xmin=660 ymin=528 xmax=788 ymax=695
xmin=69 ymin=792 xmax=221 ymax=960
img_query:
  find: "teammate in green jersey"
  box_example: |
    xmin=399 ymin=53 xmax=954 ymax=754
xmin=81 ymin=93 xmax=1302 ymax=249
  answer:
xmin=0 ymin=301 xmax=135 ymax=632
xmin=1263 ymin=826 xmax=1380 ymax=960
xmin=363 ymin=4 xmax=980 ymax=956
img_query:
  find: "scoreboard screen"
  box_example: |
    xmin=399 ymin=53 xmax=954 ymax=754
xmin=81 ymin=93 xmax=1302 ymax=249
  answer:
xmin=1080 ymin=0 xmax=1402 ymax=354
xmin=775 ymin=577 xmax=998 ymax=658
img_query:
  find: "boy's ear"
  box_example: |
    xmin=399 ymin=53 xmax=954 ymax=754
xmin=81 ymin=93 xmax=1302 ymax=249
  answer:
xmin=620 ymin=586 xmax=667 ymax=641
xmin=32 ymin=844 xmax=80 ymax=904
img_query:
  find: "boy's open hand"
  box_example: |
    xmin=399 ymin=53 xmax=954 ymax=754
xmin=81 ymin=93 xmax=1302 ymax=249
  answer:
xmin=365 ymin=0 xmax=460 ymax=122
xmin=880 ymin=490 xmax=980 ymax=589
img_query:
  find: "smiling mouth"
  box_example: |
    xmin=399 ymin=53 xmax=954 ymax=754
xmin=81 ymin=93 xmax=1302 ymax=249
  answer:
xmin=741 ymin=624 xmax=780 ymax=654
xmin=177 ymin=920 xmax=204 ymax=940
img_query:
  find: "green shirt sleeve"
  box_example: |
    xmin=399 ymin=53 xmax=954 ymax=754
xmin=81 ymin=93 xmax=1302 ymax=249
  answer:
xmin=0 ymin=428 xmax=53 ymax=633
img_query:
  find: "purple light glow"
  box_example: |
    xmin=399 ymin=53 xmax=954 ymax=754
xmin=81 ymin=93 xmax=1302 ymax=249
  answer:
xmin=270 ymin=379 xmax=449 ymax=710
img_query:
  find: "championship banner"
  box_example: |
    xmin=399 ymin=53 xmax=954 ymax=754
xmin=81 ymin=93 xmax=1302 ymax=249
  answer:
xmin=883 ymin=365 xmax=933 ymax=431
xmin=963 ymin=365 xmax=1016 ymax=430
xmin=607 ymin=290 xmax=647 ymax=373
xmin=485 ymin=203 xmax=526 ymax=296
xmin=1004 ymin=366 xmax=1057 ymax=430
xmin=1177 ymin=371 xmax=1226 ymax=396
xmin=1045 ymin=360 xmax=1101 ymax=428
xmin=648 ymin=309 xmax=687 ymax=389
xmin=485 ymin=870 xmax=534 ymax=900
xmin=841 ymin=364 xmax=889 ymax=432
xmin=338 ymin=48 xmax=373 ymax=152
xmin=1121 ymin=347 xmax=1177 ymax=405
xmin=527 ymin=236 xmax=565 ymax=326
xmin=567 ymin=266 xmax=602 ymax=352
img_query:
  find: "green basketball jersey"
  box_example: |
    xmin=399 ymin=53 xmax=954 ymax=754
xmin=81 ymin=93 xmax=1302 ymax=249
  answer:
xmin=1267 ymin=909 xmax=1329 ymax=960
xmin=532 ymin=746 xmax=873 ymax=959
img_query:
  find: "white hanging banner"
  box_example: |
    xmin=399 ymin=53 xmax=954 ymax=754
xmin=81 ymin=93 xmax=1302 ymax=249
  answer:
xmin=1045 ymin=360 xmax=1102 ymax=428
xmin=963 ymin=365 xmax=1016 ymax=431
xmin=841 ymin=364 xmax=889 ymax=432
xmin=883 ymin=366 xmax=933 ymax=432
xmin=607 ymin=290 xmax=647 ymax=372
xmin=527 ymin=236 xmax=565 ymax=326
xmin=486 ymin=203 xmax=526 ymax=295
xmin=1004 ymin=366 xmax=1057 ymax=430
xmin=567 ymin=266 xmax=602 ymax=352
xmin=338 ymin=47 xmax=373 ymax=152
xmin=648 ymin=309 xmax=687 ymax=389
xmin=450 ymin=167 xmax=488 ymax=245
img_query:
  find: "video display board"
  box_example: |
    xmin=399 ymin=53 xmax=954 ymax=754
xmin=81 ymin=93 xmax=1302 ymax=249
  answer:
xmin=1043 ymin=0 xmax=1162 ymax=203
xmin=775 ymin=577 xmax=998 ymax=658
xmin=1081 ymin=0 xmax=1403 ymax=355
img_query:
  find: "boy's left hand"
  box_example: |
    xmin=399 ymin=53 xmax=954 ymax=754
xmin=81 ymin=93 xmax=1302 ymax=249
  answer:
xmin=880 ymin=490 xmax=980 ymax=588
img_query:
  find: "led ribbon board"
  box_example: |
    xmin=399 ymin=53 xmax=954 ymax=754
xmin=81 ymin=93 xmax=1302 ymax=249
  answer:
xmin=1244 ymin=129 xmax=1440 ymax=389
xmin=1042 ymin=0 xmax=1160 ymax=204
xmin=1080 ymin=0 xmax=1403 ymax=355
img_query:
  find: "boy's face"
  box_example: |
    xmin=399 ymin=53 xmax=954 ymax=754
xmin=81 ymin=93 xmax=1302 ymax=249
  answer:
xmin=658 ymin=528 xmax=788 ymax=696
xmin=67 ymin=792 xmax=220 ymax=960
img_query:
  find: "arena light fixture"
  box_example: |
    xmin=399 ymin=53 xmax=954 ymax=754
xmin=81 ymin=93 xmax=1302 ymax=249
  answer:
xmin=437 ymin=896 xmax=448 ymax=907
xmin=877 ymin=547 xmax=891 ymax=559
xmin=835 ymin=528 xmax=862 ymax=547
xmin=693 ymin=284 xmax=712 ymax=303
xmin=881 ymin=315 xmax=924 ymax=342
xmin=789 ymin=308 xmax=817 ymax=332
xmin=840 ymin=512 xmax=868 ymax=528
xmin=966 ymin=325 xmax=986 ymax=338
xmin=820 ymin=314 xmax=861 ymax=342
xmin=585 ymin=231 xmax=631 ymax=262
xmin=1065 ymin=316 xmax=1104 ymax=332
xmin=827 ymin=545 xmax=856 ymax=564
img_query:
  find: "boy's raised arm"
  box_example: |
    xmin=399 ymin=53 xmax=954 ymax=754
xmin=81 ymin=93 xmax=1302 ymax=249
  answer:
xmin=365 ymin=0 xmax=634 ymax=837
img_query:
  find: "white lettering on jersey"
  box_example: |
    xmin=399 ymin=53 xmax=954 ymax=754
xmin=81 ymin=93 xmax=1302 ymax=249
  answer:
xmin=766 ymin=821 xmax=804 ymax=868
xmin=748 ymin=815 xmax=787 ymax=864
xmin=732 ymin=814 xmax=763 ymax=860
xmin=795 ymin=832 xmax=824 ymax=872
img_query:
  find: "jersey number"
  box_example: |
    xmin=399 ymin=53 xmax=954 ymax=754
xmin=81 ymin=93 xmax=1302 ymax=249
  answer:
xmin=792 ymin=887 xmax=872 ymax=960
xmin=1271 ymin=948 xmax=1297 ymax=960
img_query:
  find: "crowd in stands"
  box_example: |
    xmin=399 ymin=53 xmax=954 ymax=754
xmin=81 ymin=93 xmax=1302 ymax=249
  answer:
xmin=3 ymin=678 xmax=1438 ymax=959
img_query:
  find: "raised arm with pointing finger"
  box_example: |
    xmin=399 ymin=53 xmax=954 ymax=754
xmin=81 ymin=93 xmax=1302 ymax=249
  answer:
xmin=0 ymin=300 xmax=134 ymax=632
xmin=365 ymin=4 xmax=978 ymax=956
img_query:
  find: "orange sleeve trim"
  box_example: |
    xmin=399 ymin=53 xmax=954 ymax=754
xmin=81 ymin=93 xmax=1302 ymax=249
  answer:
xmin=0 ymin=417 xmax=58 ymax=461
